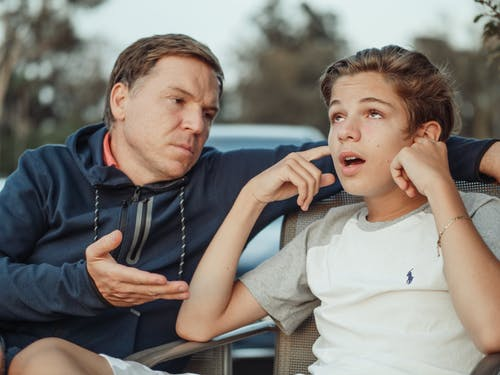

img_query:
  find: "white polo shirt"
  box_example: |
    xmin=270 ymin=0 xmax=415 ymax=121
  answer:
xmin=241 ymin=192 xmax=500 ymax=375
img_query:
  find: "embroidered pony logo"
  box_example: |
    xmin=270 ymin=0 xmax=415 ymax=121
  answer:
xmin=406 ymin=268 xmax=414 ymax=285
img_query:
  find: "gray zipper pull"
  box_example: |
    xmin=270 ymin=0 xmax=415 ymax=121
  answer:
xmin=130 ymin=308 xmax=141 ymax=317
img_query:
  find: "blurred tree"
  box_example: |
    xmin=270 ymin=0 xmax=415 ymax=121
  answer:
xmin=474 ymin=0 xmax=500 ymax=70
xmin=221 ymin=0 xmax=347 ymax=134
xmin=415 ymin=40 xmax=499 ymax=139
xmin=0 ymin=0 xmax=107 ymax=175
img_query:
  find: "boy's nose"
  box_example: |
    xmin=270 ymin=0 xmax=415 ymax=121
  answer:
xmin=338 ymin=120 xmax=361 ymax=142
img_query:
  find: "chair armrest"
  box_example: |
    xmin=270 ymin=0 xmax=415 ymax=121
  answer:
xmin=471 ymin=353 xmax=500 ymax=375
xmin=125 ymin=319 xmax=277 ymax=368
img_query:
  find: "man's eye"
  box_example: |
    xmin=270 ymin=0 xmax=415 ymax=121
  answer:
xmin=169 ymin=98 xmax=184 ymax=105
xmin=204 ymin=111 xmax=216 ymax=122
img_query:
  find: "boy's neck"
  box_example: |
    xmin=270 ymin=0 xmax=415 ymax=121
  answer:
xmin=364 ymin=190 xmax=428 ymax=222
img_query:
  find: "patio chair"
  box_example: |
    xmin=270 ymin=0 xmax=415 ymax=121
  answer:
xmin=128 ymin=180 xmax=500 ymax=375
xmin=273 ymin=180 xmax=500 ymax=375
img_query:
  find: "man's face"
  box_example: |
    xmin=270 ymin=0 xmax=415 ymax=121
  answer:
xmin=327 ymin=71 xmax=411 ymax=199
xmin=110 ymin=55 xmax=220 ymax=185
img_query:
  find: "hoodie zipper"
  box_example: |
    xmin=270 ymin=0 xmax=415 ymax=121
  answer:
xmin=125 ymin=187 xmax=154 ymax=265
xmin=104 ymin=180 xmax=185 ymax=264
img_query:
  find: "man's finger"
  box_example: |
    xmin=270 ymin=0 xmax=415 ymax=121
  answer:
xmin=86 ymin=230 xmax=123 ymax=259
xmin=110 ymin=279 xmax=187 ymax=298
xmin=108 ymin=263 xmax=168 ymax=286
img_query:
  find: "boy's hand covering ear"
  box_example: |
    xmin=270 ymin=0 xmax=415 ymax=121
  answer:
xmin=391 ymin=137 xmax=453 ymax=198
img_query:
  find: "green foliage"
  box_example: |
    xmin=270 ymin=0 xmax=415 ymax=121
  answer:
xmin=222 ymin=0 xmax=348 ymax=134
xmin=224 ymin=0 xmax=498 ymax=139
xmin=474 ymin=0 xmax=500 ymax=70
xmin=414 ymin=37 xmax=499 ymax=139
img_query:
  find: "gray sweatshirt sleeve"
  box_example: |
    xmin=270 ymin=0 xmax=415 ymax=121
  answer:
xmin=240 ymin=203 xmax=362 ymax=334
xmin=462 ymin=192 xmax=500 ymax=258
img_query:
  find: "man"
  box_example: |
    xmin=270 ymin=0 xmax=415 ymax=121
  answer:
xmin=1 ymin=34 xmax=498 ymax=375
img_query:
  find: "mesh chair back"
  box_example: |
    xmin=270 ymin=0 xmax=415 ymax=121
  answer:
xmin=184 ymin=346 xmax=231 ymax=374
xmin=274 ymin=181 xmax=500 ymax=375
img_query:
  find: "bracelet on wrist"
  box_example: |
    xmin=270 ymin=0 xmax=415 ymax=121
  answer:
xmin=437 ymin=215 xmax=471 ymax=257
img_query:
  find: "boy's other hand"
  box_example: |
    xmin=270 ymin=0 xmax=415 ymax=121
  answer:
xmin=247 ymin=146 xmax=335 ymax=211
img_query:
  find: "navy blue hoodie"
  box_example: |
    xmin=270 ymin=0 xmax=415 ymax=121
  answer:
xmin=0 ymin=123 xmax=495 ymax=370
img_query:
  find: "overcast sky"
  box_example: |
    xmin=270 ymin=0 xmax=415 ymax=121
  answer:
xmin=76 ymin=0 xmax=486 ymax=87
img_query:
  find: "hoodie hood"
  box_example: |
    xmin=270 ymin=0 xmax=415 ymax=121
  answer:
xmin=66 ymin=123 xmax=133 ymax=188
xmin=66 ymin=123 xmax=189 ymax=192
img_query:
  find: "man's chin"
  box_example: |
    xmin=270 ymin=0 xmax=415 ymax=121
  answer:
xmin=163 ymin=160 xmax=194 ymax=180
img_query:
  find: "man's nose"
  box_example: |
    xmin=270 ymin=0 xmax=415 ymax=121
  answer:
xmin=183 ymin=107 xmax=206 ymax=133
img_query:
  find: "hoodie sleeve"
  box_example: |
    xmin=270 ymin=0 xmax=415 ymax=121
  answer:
xmin=206 ymin=140 xmax=341 ymax=238
xmin=209 ymin=135 xmax=495 ymax=241
xmin=446 ymin=136 xmax=497 ymax=182
xmin=0 ymin=151 xmax=109 ymax=322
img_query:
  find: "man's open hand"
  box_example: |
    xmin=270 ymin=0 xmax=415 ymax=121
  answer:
xmin=86 ymin=230 xmax=189 ymax=306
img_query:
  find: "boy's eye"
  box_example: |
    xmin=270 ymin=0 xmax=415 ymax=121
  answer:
xmin=368 ymin=110 xmax=382 ymax=119
xmin=330 ymin=113 xmax=345 ymax=124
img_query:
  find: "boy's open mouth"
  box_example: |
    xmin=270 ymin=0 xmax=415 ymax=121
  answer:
xmin=343 ymin=155 xmax=365 ymax=167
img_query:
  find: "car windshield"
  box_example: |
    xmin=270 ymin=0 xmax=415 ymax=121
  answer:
xmin=206 ymin=136 xmax=315 ymax=151
xmin=206 ymin=124 xmax=325 ymax=152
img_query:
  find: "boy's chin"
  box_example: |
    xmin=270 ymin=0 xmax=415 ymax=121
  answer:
xmin=339 ymin=180 xmax=367 ymax=197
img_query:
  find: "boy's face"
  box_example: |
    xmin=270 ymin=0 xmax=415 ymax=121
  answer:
xmin=327 ymin=71 xmax=412 ymax=198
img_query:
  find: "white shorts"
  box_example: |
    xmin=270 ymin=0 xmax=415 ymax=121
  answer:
xmin=100 ymin=354 xmax=198 ymax=375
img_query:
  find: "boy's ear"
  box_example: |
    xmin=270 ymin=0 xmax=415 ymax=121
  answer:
xmin=414 ymin=121 xmax=442 ymax=142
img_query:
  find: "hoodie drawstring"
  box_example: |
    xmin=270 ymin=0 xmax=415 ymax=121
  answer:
xmin=92 ymin=185 xmax=187 ymax=280
xmin=93 ymin=187 xmax=100 ymax=242
xmin=178 ymin=185 xmax=186 ymax=280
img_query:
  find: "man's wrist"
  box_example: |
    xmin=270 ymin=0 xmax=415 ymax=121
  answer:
xmin=479 ymin=141 xmax=500 ymax=183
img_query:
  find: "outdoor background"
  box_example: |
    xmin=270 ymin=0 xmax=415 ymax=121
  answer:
xmin=0 ymin=0 xmax=499 ymax=177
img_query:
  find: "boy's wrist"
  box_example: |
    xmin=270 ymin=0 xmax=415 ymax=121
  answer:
xmin=424 ymin=175 xmax=456 ymax=203
xmin=238 ymin=184 xmax=268 ymax=211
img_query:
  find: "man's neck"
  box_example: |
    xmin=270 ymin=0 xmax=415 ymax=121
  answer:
xmin=102 ymin=131 xmax=119 ymax=168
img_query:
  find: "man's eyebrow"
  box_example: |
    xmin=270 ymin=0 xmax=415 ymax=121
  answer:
xmin=166 ymin=86 xmax=219 ymax=112
xmin=329 ymin=97 xmax=395 ymax=108
xmin=166 ymin=86 xmax=193 ymax=97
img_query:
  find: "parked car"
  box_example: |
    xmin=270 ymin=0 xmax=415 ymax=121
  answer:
xmin=205 ymin=123 xmax=326 ymax=361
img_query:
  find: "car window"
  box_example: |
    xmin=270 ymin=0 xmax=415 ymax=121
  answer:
xmin=206 ymin=124 xmax=325 ymax=152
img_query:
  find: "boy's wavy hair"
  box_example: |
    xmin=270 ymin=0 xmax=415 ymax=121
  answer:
xmin=103 ymin=33 xmax=224 ymax=128
xmin=320 ymin=45 xmax=460 ymax=140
